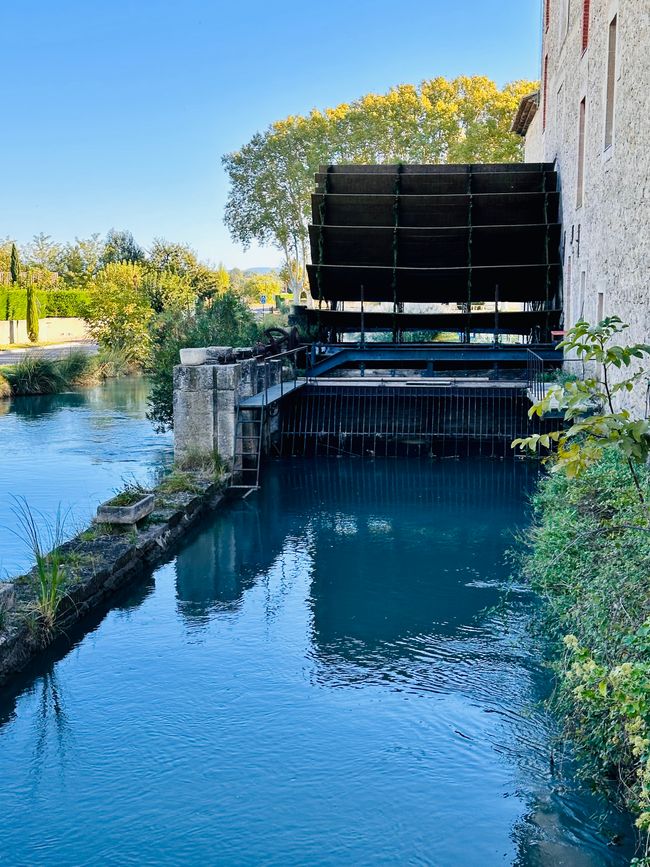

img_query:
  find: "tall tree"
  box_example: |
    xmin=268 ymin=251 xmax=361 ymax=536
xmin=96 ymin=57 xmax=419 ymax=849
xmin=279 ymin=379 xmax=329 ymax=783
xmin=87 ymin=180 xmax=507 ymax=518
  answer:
xmin=100 ymin=229 xmax=144 ymax=266
xmin=10 ymin=243 xmax=20 ymax=285
xmin=25 ymin=233 xmax=60 ymax=270
xmin=26 ymin=283 xmax=39 ymax=342
xmin=222 ymin=76 xmax=537 ymax=277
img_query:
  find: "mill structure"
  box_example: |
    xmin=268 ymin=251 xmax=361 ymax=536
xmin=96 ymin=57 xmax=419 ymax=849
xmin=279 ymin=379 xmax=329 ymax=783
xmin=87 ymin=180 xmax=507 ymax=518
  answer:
xmin=174 ymin=162 xmax=565 ymax=488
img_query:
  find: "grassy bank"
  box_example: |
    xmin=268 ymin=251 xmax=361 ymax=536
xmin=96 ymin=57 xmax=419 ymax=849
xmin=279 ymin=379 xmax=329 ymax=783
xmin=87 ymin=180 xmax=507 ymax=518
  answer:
xmin=0 ymin=348 xmax=137 ymax=397
xmin=522 ymin=448 xmax=650 ymax=858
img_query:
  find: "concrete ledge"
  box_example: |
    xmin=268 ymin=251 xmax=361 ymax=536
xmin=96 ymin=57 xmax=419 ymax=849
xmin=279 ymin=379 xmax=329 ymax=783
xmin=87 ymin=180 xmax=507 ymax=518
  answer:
xmin=96 ymin=493 xmax=155 ymax=525
xmin=0 ymin=474 xmax=227 ymax=686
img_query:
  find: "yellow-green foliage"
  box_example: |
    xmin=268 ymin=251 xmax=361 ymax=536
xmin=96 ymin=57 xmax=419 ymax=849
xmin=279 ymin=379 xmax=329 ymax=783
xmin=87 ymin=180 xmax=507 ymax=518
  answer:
xmin=86 ymin=263 xmax=154 ymax=364
xmin=0 ymin=373 xmax=10 ymax=399
xmin=523 ymin=448 xmax=650 ymax=852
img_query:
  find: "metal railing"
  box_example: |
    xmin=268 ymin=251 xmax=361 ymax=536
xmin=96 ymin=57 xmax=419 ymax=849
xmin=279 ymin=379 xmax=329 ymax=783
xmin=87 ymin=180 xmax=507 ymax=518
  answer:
xmin=526 ymin=349 xmax=547 ymax=403
xmin=258 ymin=345 xmax=310 ymax=407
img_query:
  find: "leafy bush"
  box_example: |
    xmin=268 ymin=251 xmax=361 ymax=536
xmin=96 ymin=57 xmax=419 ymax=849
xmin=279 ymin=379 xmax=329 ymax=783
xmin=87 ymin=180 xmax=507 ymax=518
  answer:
xmin=147 ymin=291 xmax=260 ymax=430
xmin=0 ymin=373 xmax=10 ymax=399
xmin=85 ymin=263 xmax=154 ymax=364
xmin=522 ymin=449 xmax=650 ymax=851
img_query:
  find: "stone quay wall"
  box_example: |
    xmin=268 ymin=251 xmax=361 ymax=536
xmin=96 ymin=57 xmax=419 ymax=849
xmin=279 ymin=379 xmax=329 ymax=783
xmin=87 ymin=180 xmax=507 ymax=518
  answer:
xmin=173 ymin=347 xmax=281 ymax=466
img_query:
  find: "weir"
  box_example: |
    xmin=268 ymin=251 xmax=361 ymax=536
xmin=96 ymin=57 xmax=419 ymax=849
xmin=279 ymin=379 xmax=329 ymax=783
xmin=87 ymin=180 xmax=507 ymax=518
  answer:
xmin=173 ymin=162 xmax=564 ymax=489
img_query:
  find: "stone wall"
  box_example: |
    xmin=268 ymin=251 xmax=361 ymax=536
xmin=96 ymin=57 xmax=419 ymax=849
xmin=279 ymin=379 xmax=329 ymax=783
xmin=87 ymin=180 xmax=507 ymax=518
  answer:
xmin=173 ymin=348 xmax=281 ymax=467
xmin=528 ymin=0 xmax=650 ymax=416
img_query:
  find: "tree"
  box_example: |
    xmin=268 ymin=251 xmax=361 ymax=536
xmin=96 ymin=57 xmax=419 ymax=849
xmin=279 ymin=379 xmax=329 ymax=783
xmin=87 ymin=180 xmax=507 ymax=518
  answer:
xmin=222 ymin=76 xmax=537 ymax=278
xmin=56 ymin=235 xmax=103 ymax=287
xmin=86 ymin=263 xmax=153 ymax=363
xmin=25 ymin=233 xmax=60 ymax=270
xmin=10 ymin=243 xmax=20 ymax=285
xmin=141 ymin=269 xmax=197 ymax=315
xmin=147 ymin=238 xmax=197 ymax=275
xmin=26 ymin=283 xmax=39 ymax=342
xmin=239 ymin=271 xmax=283 ymax=303
xmin=147 ymin=292 xmax=259 ymax=430
xmin=100 ymin=229 xmax=144 ymax=266
xmin=513 ymin=317 xmax=650 ymax=502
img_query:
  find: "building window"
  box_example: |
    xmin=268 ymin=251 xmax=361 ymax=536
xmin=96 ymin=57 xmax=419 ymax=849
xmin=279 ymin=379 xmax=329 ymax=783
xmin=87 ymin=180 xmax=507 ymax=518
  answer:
xmin=597 ymin=291 xmax=604 ymax=323
xmin=604 ymin=15 xmax=617 ymax=149
xmin=543 ymin=56 xmax=549 ymax=130
xmin=545 ymin=0 xmax=551 ymax=30
xmin=582 ymin=0 xmax=590 ymax=51
xmin=577 ymin=98 xmax=586 ymax=207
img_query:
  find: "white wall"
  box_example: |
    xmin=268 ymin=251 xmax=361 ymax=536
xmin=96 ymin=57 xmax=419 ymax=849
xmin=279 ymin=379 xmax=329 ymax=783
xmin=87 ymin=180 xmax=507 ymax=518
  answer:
xmin=0 ymin=317 xmax=91 ymax=345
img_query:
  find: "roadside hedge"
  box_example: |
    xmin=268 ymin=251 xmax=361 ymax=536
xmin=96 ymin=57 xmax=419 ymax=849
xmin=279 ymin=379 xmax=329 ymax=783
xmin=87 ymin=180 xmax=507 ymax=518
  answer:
xmin=0 ymin=289 xmax=91 ymax=320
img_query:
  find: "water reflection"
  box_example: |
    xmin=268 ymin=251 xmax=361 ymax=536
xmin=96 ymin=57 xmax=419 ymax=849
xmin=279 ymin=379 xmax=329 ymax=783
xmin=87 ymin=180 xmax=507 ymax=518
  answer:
xmin=0 ymin=377 xmax=172 ymax=575
xmin=0 ymin=458 xmax=636 ymax=865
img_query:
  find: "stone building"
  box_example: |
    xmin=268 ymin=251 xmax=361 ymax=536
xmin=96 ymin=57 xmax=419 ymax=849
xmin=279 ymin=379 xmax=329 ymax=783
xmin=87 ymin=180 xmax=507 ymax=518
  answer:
xmin=512 ymin=0 xmax=649 ymax=414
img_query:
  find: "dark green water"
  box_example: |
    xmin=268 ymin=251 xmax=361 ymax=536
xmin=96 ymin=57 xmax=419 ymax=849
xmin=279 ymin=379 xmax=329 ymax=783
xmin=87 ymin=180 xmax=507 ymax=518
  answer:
xmin=0 ymin=378 xmax=172 ymax=576
xmin=0 ymin=458 xmax=635 ymax=865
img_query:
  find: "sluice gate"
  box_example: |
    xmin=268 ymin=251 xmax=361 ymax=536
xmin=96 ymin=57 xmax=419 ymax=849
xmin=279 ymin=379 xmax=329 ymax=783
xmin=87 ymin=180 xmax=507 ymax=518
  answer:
xmin=277 ymin=383 xmax=544 ymax=458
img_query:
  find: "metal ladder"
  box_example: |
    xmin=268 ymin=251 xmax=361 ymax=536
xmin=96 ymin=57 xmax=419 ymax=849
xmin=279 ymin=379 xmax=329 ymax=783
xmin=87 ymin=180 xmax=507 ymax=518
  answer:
xmin=228 ymin=405 xmax=264 ymax=497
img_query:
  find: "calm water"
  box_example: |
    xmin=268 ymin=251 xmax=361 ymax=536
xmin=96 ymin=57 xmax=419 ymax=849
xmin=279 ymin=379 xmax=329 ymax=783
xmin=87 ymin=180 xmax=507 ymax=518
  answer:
xmin=0 ymin=458 xmax=635 ymax=866
xmin=0 ymin=378 xmax=172 ymax=576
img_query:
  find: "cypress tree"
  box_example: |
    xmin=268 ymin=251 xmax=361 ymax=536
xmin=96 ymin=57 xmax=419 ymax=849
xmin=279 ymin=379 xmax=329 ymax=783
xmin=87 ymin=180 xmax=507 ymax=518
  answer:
xmin=26 ymin=282 xmax=39 ymax=342
xmin=10 ymin=243 xmax=20 ymax=285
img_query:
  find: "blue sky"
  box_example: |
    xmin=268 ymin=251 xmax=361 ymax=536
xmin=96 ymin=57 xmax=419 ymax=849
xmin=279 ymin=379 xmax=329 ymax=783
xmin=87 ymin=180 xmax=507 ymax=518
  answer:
xmin=2 ymin=1 xmax=541 ymax=268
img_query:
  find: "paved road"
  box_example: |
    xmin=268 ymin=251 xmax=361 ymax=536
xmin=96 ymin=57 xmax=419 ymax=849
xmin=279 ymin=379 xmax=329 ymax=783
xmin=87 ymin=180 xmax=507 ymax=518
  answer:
xmin=0 ymin=341 xmax=98 ymax=366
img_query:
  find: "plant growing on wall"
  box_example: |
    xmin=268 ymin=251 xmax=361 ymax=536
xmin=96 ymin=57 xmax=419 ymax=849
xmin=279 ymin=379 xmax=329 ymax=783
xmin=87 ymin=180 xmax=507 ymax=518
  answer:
xmin=25 ymin=282 xmax=39 ymax=343
xmin=513 ymin=317 xmax=650 ymax=502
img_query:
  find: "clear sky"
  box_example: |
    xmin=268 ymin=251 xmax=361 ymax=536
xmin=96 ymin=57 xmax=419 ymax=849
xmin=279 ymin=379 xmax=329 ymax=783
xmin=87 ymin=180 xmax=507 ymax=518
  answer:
xmin=2 ymin=1 xmax=541 ymax=269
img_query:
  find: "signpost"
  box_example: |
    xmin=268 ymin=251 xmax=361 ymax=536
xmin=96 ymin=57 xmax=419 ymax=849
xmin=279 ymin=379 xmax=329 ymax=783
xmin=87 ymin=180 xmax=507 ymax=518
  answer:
xmin=260 ymin=294 xmax=267 ymax=318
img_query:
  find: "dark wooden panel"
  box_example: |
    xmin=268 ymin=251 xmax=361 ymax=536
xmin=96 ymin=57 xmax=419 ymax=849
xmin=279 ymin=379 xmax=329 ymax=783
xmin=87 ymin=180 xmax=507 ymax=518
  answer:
xmin=316 ymin=171 xmax=557 ymax=196
xmin=312 ymin=192 xmax=560 ymax=227
xmin=301 ymin=308 xmax=562 ymax=334
xmin=308 ymin=224 xmax=562 ymax=269
xmin=306 ymin=263 xmax=561 ymax=303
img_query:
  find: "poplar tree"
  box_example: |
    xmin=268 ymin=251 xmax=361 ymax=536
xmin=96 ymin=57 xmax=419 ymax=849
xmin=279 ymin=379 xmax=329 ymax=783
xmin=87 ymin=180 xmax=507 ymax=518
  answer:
xmin=26 ymin=282 xmax=39 ymax=342
xmin=10 ymin=243 xmax=20 ymax=284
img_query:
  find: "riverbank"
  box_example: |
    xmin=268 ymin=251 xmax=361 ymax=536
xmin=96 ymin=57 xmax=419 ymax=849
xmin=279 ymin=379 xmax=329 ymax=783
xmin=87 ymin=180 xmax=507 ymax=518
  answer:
xmin=0 ymin=465 xmax=227 ymax=685
xmin=521 ymin=447 xmax=650 ymax=857
xmin=0 ymin=348 xmax=136 ymax=397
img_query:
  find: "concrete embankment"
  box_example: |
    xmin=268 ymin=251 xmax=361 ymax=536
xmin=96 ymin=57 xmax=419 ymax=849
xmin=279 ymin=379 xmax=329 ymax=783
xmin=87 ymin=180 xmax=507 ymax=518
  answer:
xmin=0 ymin=474 xmax=226 ymax=686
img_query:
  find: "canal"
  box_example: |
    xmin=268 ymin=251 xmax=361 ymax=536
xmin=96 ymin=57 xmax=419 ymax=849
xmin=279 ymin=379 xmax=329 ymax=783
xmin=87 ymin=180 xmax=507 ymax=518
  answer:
xmin=0 ymin=454 xmax=635 ymax=864
xmin=0 ymin=378 xmax=172 ymax=576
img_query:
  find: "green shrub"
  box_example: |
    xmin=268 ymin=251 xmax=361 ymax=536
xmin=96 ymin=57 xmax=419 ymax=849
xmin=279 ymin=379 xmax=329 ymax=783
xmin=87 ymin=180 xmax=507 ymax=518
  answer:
xmin=522 ymin=448 xmax=650 ymax=846
xmin=4 ymin=357 xmax=64 ymax=395
xmin=85 ymin=262 xmax=153 ymax=364
xmin=56 ymin=351 xmax=95 ymax=385
xmin=93 ymin=344 xmax=139 ymax=379
xmin=0 ymin=372 xmax=11 ymax=399
xmin=147 ymin=291 xmax=260 ymax=431
xmin=0 ymin=288 xmax=90 ymax=321
xmin=4 ymin=352 xmax=96 ymax=395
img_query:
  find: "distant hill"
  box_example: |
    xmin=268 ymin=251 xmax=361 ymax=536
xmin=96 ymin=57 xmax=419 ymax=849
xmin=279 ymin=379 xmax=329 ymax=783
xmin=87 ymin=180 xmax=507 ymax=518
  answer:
xmin=243 ymin=266 xmax=277 ymax=275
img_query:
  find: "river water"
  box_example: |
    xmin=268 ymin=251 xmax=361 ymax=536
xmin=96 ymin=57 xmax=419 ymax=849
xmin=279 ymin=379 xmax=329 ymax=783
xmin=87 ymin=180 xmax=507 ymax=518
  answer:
xmin=0 ymin=378 xmax=172 ymax=577
xmin=0 ymin=389 xmax=636 ymax=866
